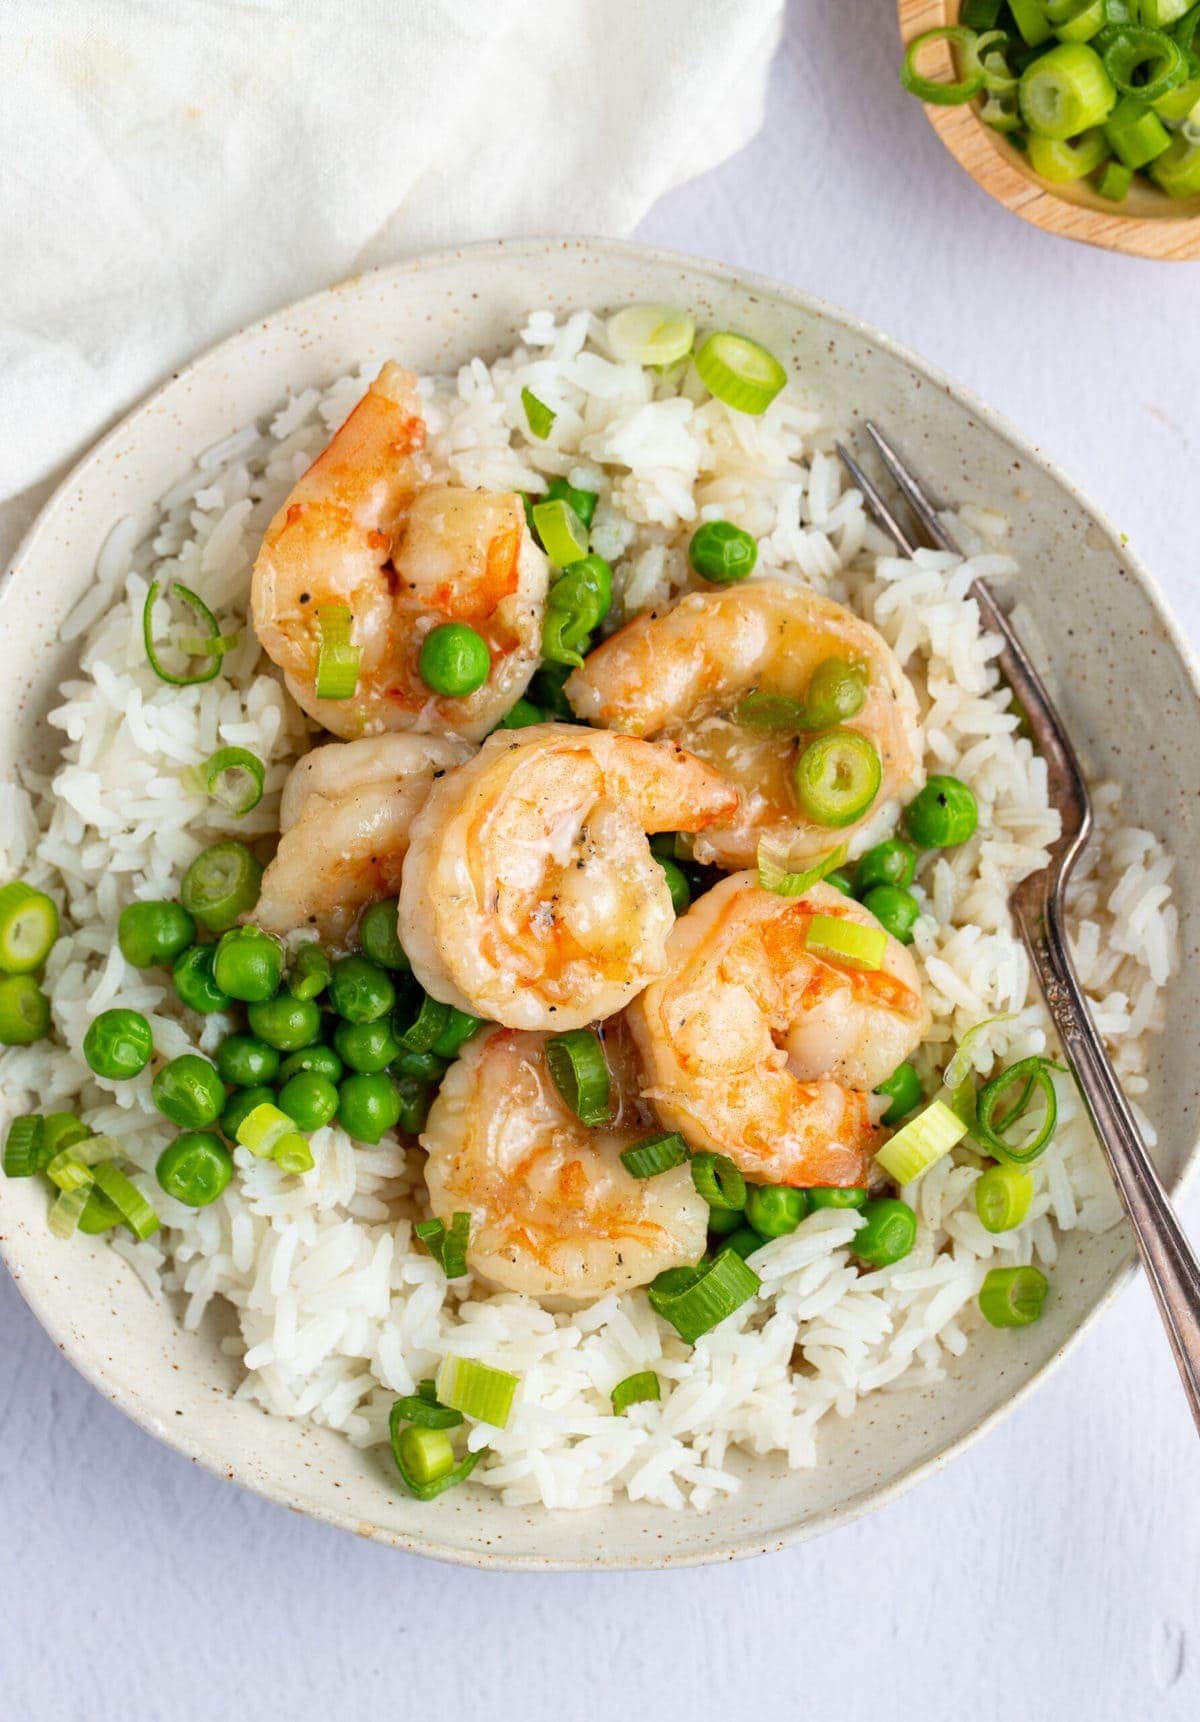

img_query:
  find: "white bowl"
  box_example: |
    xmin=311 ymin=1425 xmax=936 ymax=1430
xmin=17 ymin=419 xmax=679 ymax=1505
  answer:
xmin=2 ymin=239 xmax=1198 ymax=1569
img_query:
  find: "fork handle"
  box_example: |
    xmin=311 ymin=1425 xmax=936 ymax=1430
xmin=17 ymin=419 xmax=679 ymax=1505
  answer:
xmin=1014 ymin=889 xmax=1200 ymax=1436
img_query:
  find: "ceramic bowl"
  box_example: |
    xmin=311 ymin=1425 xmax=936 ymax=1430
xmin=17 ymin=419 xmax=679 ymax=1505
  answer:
xmin=2 ymin=238 xmax=1198 ymax=1569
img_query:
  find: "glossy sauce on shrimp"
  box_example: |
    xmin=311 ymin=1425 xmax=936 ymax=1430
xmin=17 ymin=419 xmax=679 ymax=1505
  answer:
xmin=251 ymin=361 xmax=548 ymax=741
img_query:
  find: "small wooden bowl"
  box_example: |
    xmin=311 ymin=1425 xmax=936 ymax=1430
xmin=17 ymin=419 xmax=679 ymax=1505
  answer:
xmin=898 ymin=0 xmax=1200 ymax=259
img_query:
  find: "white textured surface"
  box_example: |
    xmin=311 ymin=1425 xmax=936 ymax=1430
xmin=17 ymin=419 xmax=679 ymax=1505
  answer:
xmin=3 ymin=2 xmax=1200 ymax=1717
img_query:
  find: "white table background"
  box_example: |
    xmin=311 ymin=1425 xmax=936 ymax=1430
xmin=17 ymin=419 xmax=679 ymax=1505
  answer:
xmin=4 ymin=4 xmax=1199 ymax=1717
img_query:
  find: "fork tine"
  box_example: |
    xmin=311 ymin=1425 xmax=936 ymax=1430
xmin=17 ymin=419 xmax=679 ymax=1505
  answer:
xmin=834 ymin=442 xmax=918 ymax=557
xmin=864 ymin=423 xmax=959 ymax=555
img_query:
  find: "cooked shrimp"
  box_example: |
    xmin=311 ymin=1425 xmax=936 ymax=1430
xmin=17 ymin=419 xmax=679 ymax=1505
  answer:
xmin=627 ymin=874 xmax=931 ymax=1188
xmin=251 ymin=361 xmax=549 ymax=742
xmin=566 ymin=579 xmax=921 ymax=869
xmin=421 ymin=1024 xmax=708 ymax=1300
xmin=398 ymin=723 xmax=739 ymax=1031
xmin=255 ymin=732 xmax=471 ymax=942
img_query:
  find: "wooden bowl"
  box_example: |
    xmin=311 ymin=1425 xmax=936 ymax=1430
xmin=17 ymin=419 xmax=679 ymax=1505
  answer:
xmin=898 ymin=0 xmax=1200 ymax=259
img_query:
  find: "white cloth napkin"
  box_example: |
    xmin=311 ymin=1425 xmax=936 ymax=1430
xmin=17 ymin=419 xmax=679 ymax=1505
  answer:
xmin=0 ymin=0 xmax=782 ymax=549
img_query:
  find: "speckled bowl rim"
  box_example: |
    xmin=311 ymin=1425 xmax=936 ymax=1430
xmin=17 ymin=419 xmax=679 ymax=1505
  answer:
xmin=4 ymin=236 xmax=1200 ymax=1569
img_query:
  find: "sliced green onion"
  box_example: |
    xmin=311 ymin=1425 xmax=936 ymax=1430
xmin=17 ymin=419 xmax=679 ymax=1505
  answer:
xmin=734 ymin=690 xmax=808 ymax=732
xmin=46 ymin=1149 xmax=94 ymax=1192
xmin=398 ymin=994 xmax=451 ymax=1054
xmin=416 ymin=1211 xmax=471 ymax=1278
xmin=0 ymin=974 xmax=51 ymax=1044
xmin=1105 ymin=93 xmax=1172 ymax=165
xmin=611 ymin=1371 xmax=661 ymax=1414
xmin=388 ymin=1399 xmax=481 ymax=1500
xmin=1103 ymin=25 xmax=1186 ymax=99
xmin=979 ymin=1264 xmax=1049 ymax=1327
xmin=1046 ymin=0 xmax=1107 ymax=40
xmin=531 ymin=499 xmax=589 ymax=569
xmin=804 ymin=913 xmax=887 ymax=972
xmin=397 ymin=1424 xmax=456 ymax=1487
xmin=546 ymin=1029 xmax=614 ymax=1126
xmin=900 ymin=26 xmax=988 ymax=104
xmin=288 ymin=941 xmax=332 ymax=1001
xmin=543 ymin=476 xmax=599 ymax=528
xmin=974 ymin=1056 xmax=1060 ymax=1164
xmin=874 ymin=1098 xmax=968 ymax=1186
xmin=48 ymin=1182 xmax=93 ymax=1238
xmin=521 ymin=387 xmax=556 ymax=440
xmin=606 ymin=304 xmax=696 ymax=367
xmin=315 ymin=603 xmax=360 ymax=700
xmin=974 ymin=1164 xmax=1035 ymax=1232
xmin=647 ymin=1249 xmax=760 ymax=1344
xmin=970 ymin=28 xmax=1021 ymax=89
xmin=694 ymin=331 xmax=788 ymax=415
xmin=962 ymin=0 xmax=1005 ymax=26
xmin=143 ymin=580 xmax=230 ymax=686
xmin=1019 ymin=41 xmax=1116 ymax=136
xmin=541 ymin=554 xmax=613 ymax=669
xmin=435 ymin=1355 xmax=520 ymax=1428
xmin=3 ymin=1115 xmax=45 ymax=1178
xmin=756 ymin=838 xmax=848 ymax=897
xmin=0 ymin=882 xmax=59 ymax=974
xmin=90 ymin=1161 xmax=160 ymax=1240
xmin=980 ymin=89 xmax=1024 ymax=129
xmin=1142 ymin=0 xmax=1192 ymax=24
xmin=273 ymin=1133 xmax=314 ymax=1175
xmin=942 ymin=1014 xmax=1017 ymax=1091
xmin=1028 ymin=125 xmax=1112 ymax=177
xmin=690 ymin=1152 xmax=747 ymax=1212
xmin=1010 ymin=0 xmax=1055 ymax=45
xmin=619 ymin=1132 xmax=689 ymax=1179
xmin=794 ymin=729 xmax=883 ymax=828
xmin=183 ymin=747 xmax=265 ymax=816
xmin=1150 ymin=131 xmax=1200 ymax=194
xmin=1096 ymin=157 xmax=1135 ymax=196
xmin=235 ymin=1101 xmax=296 ymax=1158
xmin=390 ymin=1385 xmax=463 ymax=1429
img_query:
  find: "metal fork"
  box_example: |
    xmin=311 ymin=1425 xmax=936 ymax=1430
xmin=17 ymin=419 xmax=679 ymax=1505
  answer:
xmin=838 ymin=424 xmax=1200 ymax=1436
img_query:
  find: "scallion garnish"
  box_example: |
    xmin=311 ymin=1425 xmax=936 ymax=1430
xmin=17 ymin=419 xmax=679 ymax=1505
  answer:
xmin=611 ymin=1371 xmax=661 ymax=1414
xmin=235 ymin=1101 xmax=311 ymax=1172
xmin=606 ymin=304 xmax=696 ymax=367
xmin=690 ymin=1152 xmax=747 ymax=1212
xmin=973 ymin=1055 xmax=1061 ymax=1165
xmin=45 ymin=1149 xmax=95 ymax=1192
xmin=804 ymin=913 xmax=888 ymax=972
xmin=619 ymin=1132 xmax=689 ymax=1179
xmin=531 ymin=498 xmax=590 ymax=569
xmin=142 ymin=579 xmax=231 ymax=686
xmin=874 ymin=1098 xmax=968 ymax=1187
xmin=89 ymin=1161 xmax=160 ymax=1240
xmin=2 ymin=1114 xmax=45 ymax=1178
xmin=756 ymin=838 xmax=848 ymax=898
xmin=391 ymin=1383 xmax=464 ymax=1429
xmin=388 ymin=1398 xmax=481 ymax=1500
xmin=546 ymin=1029 xmax=614 ymax=1127
xmin=734 ymin=690 xmax=808 ymax=732
xmin=399 ymin=994 xmax=452 ymax=1054
xmin=694 ymin=331 xmax=788 ymax=415
xmin=314 ymin=603 xmax=360 ymax=700
xmin=415 ymin=1211 xmax=471 ymax=1279
xmin=48 ymin=1182 xmax=93 ymax=1238
xmin=435 ymin=1355 xmax=520 ymax=1428
xmin=978 ymin=1264 xmax=1049 ymax=1327
xmin=0 ymin=881 xmax=59 ymax=974
xmin=183 ymin=747 xmax=265 ymax=816
xmin=900 ymin=25 xmax=989 ymax=103
xmin=521 ymin=387 xmax=556 ymax=440
xmin=647 ymin=1249 xmax=761 ymax=1344
xmin=541 ymin=555 xmax=613 ymax=669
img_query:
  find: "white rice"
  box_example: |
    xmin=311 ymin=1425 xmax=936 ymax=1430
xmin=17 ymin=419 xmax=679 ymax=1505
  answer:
xmin=0 ymin=310 xmax=1177 ymax=1513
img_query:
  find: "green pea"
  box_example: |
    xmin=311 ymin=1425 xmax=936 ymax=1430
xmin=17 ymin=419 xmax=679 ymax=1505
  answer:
xmin=357 ymin=899 xmax=410 ymax=971
xmin=173 ymin=944 xmax=233 ymax=1015
xmin=328 ymin=955 xmax=394 ymax=1024
xmin=215 ymin=1034 xmax=280 ymax=1088
xmin=688 ymin=520 xmax=757 ymax=584
xmin=544 ymin=475 xmax=598 ymax=528
xmin=853 ymin=1197 xmax=917 ymax=1267
xmin=904 ymin=775 xmax=978 ymax=849
xmin=151 ymin=1053 xmax=225 ymax=1128
xmin=862 ymin=883 xmax=920 ymax=945
xmin=496 ymin=697 xmax=544 ymax=731
xmin=824 ymin=869 xmax=855 ymax=896
xmin=334 ymin=1017 xmax=402 ymax=1073
xmin=418 ymin=622 xmax=491 ymax=697
xmin=854 ymin=837 xmax=917 ymax=895
xmin=246 ymin=994 xmax=322 ymax=1051
xmin=394 ymin=1074 xmax=434 ymax=1135
xmin=723 ymin=1226 xmax=765 ymax=1261
xmin=391 ymin=1047 xmax=448 ymax=1083
xmin=277 ymin=1071 xmax=339 ymax=1131
xmin=118 ymin=900 xmax=196 ymax=968
xmin=806 ymin=1185 xmax=869 ymax=1210
xmin=803 ymin=656 xmax=868 ymax=729
xmin=287 ymin=941 xmax=332 ymax=1001
xmin=278 ymin=1044 xmax=344 ymax=1084
xmin=212 ymin=925 xmax=283 ymax=1003
xmin=83 ymin=1008 xmax=153 ymax=1080
xmin=874 ymin=1062 xmax=923 ymax=1126
xmin=337 ymin=1071 xmax=403 ymax=1144
xmin=656 ymin=856 xmax=691 ymax=915
xmin=156 ymin=1132 xmax=234 ymax=1207
xmin=180 ymin=839 xmax=262 ymax=933
xmin=744 ymin=1184 xmax=808 ymax=1239
xmin=220 ymin=1084 xmax=274 ymax=1141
